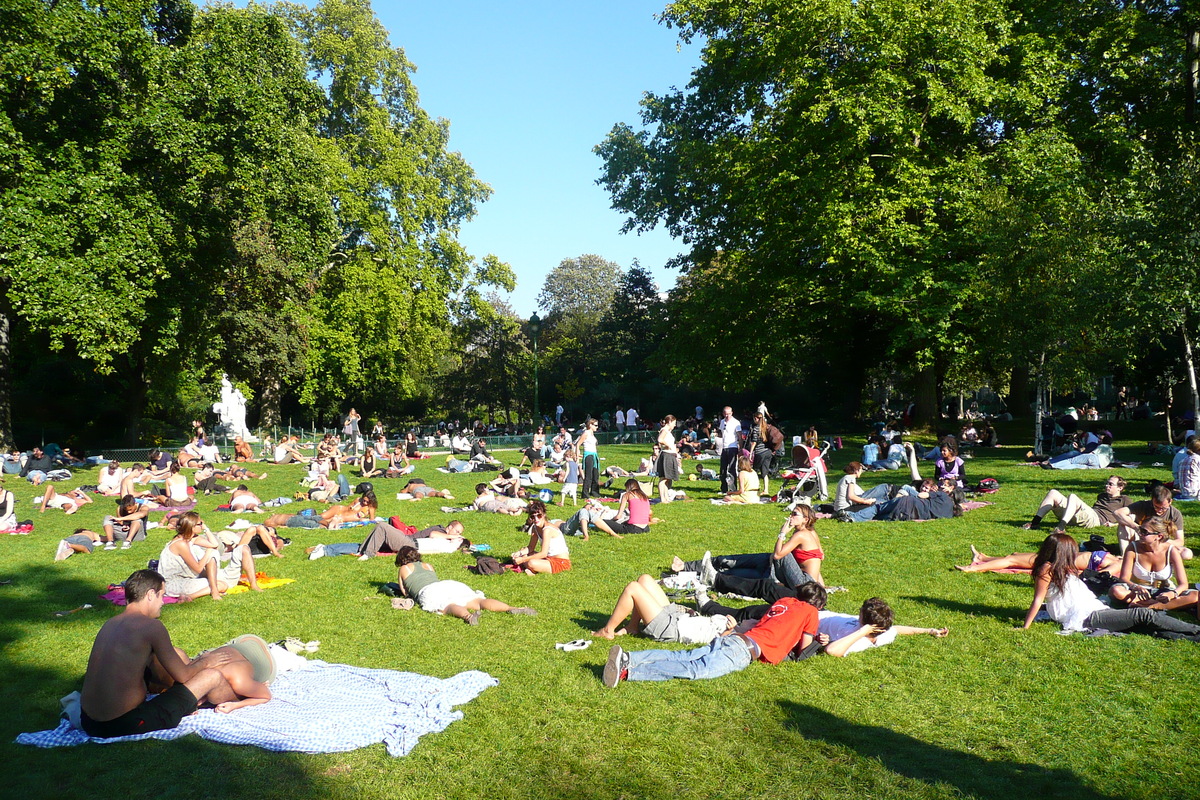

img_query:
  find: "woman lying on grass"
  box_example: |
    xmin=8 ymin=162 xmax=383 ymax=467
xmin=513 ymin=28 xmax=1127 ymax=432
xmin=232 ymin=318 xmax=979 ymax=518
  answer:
xmin=956 ymin=545 xmax=1121 ymax=574
xmin=593 ymin=574 xmax=735 ymax=642
xmin=1021 ymin=532 xmax=1200 ymax=637
xmin=38 ymin=485 xmax=93 ymax=514
xmin=395 ymin=547 xmax=535 ymax=625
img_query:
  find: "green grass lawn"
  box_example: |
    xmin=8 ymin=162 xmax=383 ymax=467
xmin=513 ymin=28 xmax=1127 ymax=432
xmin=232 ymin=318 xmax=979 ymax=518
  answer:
xmin=2 ymin=422 xmax=1198 ymax=800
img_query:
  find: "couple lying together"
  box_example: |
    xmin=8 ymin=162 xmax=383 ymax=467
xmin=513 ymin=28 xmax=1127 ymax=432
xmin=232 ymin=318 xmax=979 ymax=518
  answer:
xmin=77 ymin=570 xmax=276 ymax=738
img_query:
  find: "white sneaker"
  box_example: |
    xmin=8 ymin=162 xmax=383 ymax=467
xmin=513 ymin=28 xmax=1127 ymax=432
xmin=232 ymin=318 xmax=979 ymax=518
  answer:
xmin=54 ymin=540 xmax=72 ymax=562
xmin=308 ymin=544 xmax=326 ymax=560
xmin=121 ymin=541 xmax=131 ymax=550
xmin=104 ymin=542 xmax=117 ymax=551
xmin=357 ymin=554 xmax=371 ymax=561
xmin=700 ymin=551 xmax=717 ymax=586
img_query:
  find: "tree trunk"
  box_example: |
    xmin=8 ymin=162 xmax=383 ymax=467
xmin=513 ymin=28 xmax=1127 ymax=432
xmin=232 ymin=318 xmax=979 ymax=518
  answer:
xmin=1165 ymin=382 xmax=1174 ymax=445
xmin=0 ymin=302 xmax=12 ymax=449
xmin=1033 ymin=352 xmax=1046 ymax=456
xmin=1010 ymin=364 xmax=1030 ymax=418
xmin=1186 ymin=22 xmax=1200 ymax=126
xmin=911 ymin=365 xmax=939 ymax=428
xmin=125 ymin=361 xmax=149 ymax=446
xmin=1182 ymin=325 xmax=1200 ymax=429
xmin=259 ymin=377 xmax=282 ymax=429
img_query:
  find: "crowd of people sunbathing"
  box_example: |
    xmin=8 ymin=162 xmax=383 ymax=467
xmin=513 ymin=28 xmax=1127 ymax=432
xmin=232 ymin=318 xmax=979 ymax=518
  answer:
xmin=9 ymin=400 xmax=1198 ymax=738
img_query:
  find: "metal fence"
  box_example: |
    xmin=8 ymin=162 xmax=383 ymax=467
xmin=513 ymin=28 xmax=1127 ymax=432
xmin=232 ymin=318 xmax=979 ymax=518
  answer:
xmin=88 ymin=429 xmax=660 ymax=464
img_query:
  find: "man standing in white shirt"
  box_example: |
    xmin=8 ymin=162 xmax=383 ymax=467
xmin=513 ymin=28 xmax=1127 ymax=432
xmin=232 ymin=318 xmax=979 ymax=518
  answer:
xmin=626 ymin=407 xmax=639 ymax=440
xmin=718 ymin=406 xmax=742 ymax=494
xmin=615 ymin=406 xmax=626 ymax=441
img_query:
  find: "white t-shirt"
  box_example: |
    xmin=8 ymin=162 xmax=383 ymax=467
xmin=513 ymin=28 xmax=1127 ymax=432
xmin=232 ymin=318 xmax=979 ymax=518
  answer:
xmin=615 ymin=409 xmax=626 ymax=425
xmin=273 ymin=444 xmax=289 ymax=462
xmin=626 ymin=408 xmax=639 ymax=427
xmin=719 ymin=417 xmax=741 ymax=448
xmin=818 ymin=611 xmax=898 ymax=653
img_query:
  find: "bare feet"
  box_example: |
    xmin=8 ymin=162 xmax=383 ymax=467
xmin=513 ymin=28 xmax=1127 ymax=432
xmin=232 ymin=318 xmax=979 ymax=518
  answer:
xmin=671 ymin=556 xmax=685 ymax=572
xmin=593 ymin=628 xmax=615 ymax=639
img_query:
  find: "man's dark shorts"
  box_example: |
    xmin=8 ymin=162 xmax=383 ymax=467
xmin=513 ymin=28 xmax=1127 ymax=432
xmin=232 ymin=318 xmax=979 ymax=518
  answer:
xmin=80 ymin=682 xmax=197 ymax=738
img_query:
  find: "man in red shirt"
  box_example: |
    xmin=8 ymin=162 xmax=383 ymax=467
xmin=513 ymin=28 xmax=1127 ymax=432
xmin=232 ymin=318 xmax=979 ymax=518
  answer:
xmin=603 ymin=584 xmax=826 ymax=686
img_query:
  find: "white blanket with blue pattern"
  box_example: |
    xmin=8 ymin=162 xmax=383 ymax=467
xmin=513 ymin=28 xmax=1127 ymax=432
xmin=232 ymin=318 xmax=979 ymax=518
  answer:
xmin=15 ymin=661 xmax=497 ymax=757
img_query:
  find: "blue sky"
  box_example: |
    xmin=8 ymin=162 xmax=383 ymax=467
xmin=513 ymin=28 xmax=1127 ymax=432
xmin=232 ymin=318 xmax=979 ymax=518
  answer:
xmin=371 ymin=1 xmax=703 ymax=316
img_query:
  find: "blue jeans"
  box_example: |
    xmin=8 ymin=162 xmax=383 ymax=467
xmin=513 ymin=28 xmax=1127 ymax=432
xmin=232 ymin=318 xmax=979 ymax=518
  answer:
xmin=324 ymin=542 xmax=359 ymax=557
xmin=683 ymin=552 xmax=769 ymax=579
xmin=626 ymin=636 xmax=754 ymax=681
xmin=843 ymin=483 xmax=893 ymax=522
xmin=447 ymin=458 xmax=473 ymax=473
xmin=682 ymin=552 xmax=810 ymax=588
xmin=1049 ymin=453 xmax=1103 ymax=470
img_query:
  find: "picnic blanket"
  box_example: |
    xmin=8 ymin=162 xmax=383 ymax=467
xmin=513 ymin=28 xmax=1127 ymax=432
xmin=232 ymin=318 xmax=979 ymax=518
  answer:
xmin=102 ymin=574 xmax=294 ymax=605
xmin=15 ymin=661 xmax=498 ymax=757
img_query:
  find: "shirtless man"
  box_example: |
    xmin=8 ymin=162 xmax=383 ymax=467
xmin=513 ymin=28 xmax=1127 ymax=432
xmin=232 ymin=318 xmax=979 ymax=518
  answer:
xmin=263 ymin=494 xmax=377 ymax=529
xmin=79 ymin=570 xmax=233 ymax=738
xmin=472 ymin=484 xmax=526 ymax=515
xmin=119 ymin=464 xmax=151 ymax=499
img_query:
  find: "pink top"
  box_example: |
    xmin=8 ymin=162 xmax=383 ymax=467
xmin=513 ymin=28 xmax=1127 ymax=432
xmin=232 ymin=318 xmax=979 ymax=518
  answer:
xmin=626 ymin=495 xmax=651 ymax=527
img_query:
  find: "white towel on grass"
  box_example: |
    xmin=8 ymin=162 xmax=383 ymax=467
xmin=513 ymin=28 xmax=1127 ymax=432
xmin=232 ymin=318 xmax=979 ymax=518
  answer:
xmin=16 ymin=661 xmax=497 ymax=757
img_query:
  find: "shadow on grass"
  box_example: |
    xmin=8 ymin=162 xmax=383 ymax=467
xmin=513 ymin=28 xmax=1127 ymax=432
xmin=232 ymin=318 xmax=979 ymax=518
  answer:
xmin=901 ymin=595 xmax=1017 ymax=623
xmin=570 ymin=610 xmax=611 ymax=631
xmin=0 ymin=565 xmax=337 ymax=800
xmin=778 ymin=700 xmax=1116 ymax=800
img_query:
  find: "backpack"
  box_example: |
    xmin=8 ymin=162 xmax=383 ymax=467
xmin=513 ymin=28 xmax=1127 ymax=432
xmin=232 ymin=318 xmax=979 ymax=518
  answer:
xmin=976 ymin=478 xmax=1000 ymax=493
xmin=471 ymin=555 xmax=504 ymax=576
xmin=388 ymin=516 xmax=419 ymax=536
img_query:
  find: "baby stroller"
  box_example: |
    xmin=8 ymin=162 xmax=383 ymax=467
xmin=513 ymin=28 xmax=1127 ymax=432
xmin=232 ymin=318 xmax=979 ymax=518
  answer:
xmin=775 ymin=441 xmax=830 ymax=503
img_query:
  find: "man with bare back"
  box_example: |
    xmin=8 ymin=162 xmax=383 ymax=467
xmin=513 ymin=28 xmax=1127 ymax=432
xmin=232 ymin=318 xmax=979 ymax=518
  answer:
xmin=79 ymin=570 xmax=235 ymax=737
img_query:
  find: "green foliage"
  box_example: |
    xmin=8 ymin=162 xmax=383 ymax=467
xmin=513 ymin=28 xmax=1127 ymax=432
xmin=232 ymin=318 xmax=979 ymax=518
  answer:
xmin=286 ymin=0 xmax=498 ymax=418
xmin=438 ymin=292 xmax=531 ymax=424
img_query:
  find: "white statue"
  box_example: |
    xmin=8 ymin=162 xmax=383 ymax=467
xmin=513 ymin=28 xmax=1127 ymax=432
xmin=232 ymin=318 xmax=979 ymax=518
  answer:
xmin=213 ymin=375 xmax=256 ymax=441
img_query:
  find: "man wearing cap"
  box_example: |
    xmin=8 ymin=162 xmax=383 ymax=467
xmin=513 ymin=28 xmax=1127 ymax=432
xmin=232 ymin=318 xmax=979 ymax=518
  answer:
xmin=80 ymin=570 xmax=235 ymax=737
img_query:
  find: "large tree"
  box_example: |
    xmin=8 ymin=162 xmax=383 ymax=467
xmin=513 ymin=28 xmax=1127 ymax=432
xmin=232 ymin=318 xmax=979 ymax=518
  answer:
xmin=286 ymin=0 xmax=499 ymax=419
xmin=597 ymin=0 xmax=1020 ymax=423
xmin=0 ymin=0 xmax=338 ymax=443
